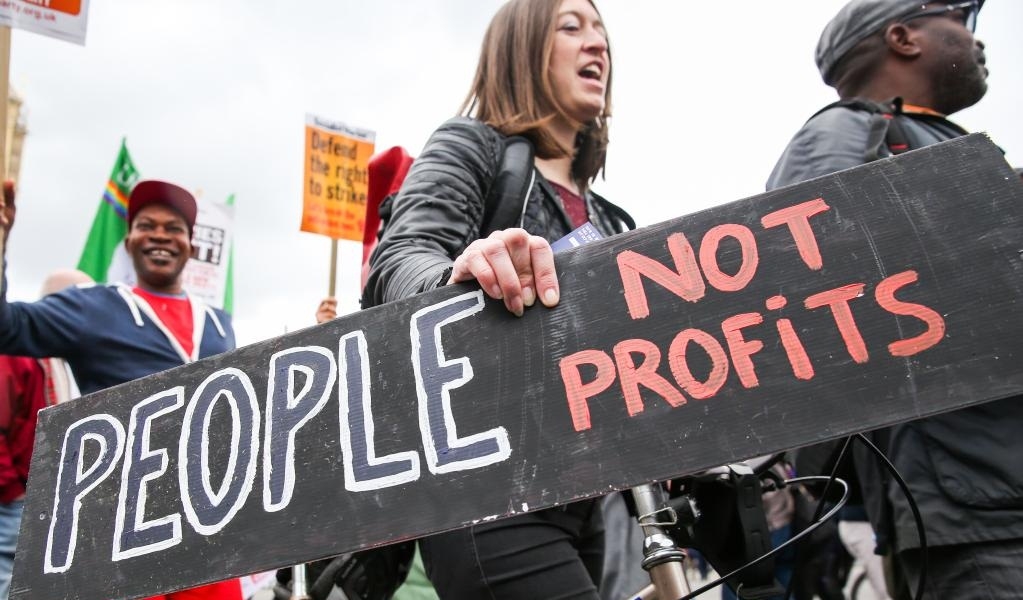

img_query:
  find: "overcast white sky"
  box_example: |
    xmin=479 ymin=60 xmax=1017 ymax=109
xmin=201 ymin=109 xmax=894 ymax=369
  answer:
xmin=6 ymin=0 xmax=1022 ymax=348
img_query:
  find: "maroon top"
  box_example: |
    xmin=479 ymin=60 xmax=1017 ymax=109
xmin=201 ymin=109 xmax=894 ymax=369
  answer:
xmin=548 ymin=181 xmax=589 ymax=229
xmin=0 ymin=355 xmax=46 ymax=502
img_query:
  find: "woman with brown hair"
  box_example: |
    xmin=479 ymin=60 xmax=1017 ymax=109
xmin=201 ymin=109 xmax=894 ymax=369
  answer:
xmin=362 ymin=0 xmax=633 ymax=597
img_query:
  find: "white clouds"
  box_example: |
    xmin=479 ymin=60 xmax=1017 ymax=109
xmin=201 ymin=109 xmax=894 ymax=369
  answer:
xmin=6 ymin=0 xmax=1021 ymax=348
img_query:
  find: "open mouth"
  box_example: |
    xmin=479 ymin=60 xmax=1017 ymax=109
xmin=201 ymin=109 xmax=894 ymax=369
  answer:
xmin=144 ymin=248 xmax=177 ymax=263
xmin=579 ymin=63 xmax=603 ymax=81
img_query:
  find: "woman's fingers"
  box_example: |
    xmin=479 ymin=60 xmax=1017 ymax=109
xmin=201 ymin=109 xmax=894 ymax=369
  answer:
xmin=452 ymin=234 xmax=524 ymax=315
xmin=447 ymin=229 xmax=559 ymax=316
xmin=527 ymin=235 xmax=559 ymax=307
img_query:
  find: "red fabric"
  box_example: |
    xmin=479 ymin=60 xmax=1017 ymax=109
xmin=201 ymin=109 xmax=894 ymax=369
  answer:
xmin=547 ymin=181 xmax=589 ymax=229
xmin=133 ymin=288 xmax=195 ymax=357
xmin=0 ymin=355 xmax=47 ymax=503
xmin=364 ymin=147 xmax=415 ymax=262
xmin=37 ymin=357 xmax=64 ymax=406
xmin=362 ymin=147 xmax=415 ymax=288
xmin=143 ymin=578 xmax=243 ymax=600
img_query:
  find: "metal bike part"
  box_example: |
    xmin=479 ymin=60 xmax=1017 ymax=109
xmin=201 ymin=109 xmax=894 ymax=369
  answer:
xmin=631 ymin=483 xmax=691 ymax=599
xmin=290 ymin=563 xmax=312 ymax=600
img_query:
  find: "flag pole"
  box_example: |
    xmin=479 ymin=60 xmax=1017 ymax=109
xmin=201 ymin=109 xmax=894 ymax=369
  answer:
xmin=0 ymin=26 xmax=9 ymax=181
xmin=328 ymin=238 xmax=338 ymax=297
xmin=0 ymin=25 xmax=11 ymax=275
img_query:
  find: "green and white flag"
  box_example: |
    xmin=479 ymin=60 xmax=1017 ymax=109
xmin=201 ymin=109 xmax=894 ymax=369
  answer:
xmin=76 ymin=138 xmax=138 ymax=282
xmin=223 ymin=194 xmax=235 ymax=314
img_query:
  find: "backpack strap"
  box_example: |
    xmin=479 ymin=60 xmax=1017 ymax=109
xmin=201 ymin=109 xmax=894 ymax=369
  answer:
xmin=810 ymin=97 xmax=910 ymax=163
xmin=482 ymin=136 xmax=635 ymax=237
xmin=481 ymin=136 xmax=535 ymax=236
xmin=591 ymin=191 xmax=636 ymax=233
xmin=882 ymin=98 xmax=910 ymax=155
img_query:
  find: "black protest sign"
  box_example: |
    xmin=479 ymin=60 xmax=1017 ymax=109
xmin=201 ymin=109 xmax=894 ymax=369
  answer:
xmin=13 ymin=135 xmax=1023 ymax=600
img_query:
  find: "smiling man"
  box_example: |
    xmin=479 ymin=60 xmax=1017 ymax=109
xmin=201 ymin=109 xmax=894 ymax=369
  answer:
xmin=0 ymin=180 xmax=240 ymax=599
xmin=0 ymin=180 xmax=235 ymax=394
xmin=127 ymin=181 xmax=197 ymax=295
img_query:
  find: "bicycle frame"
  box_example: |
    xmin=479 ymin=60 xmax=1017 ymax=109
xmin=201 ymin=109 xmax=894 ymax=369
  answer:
xmin=289 ymin=564 xmax=311 ymax=600
xmin=629 ymin=483 xmax=692 ymax=600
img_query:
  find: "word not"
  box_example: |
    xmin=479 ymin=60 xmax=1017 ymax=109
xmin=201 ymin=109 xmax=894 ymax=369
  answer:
xmin=617 ymin=199 xmax=829 ymax=318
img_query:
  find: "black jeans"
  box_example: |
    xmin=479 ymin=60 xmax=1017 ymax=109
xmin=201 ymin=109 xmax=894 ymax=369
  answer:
xmin=420 ymin=499 xmax=604 ymax=600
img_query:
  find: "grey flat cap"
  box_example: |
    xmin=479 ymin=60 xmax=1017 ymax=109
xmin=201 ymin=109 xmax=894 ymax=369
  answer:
xmin=815 ymin=0 xmax=985 ymax=85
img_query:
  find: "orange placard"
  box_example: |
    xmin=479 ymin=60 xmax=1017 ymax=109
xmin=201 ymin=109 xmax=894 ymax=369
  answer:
xmin=19 ymin=0 xmax=81 ymax=16
xmin=300 ymin=114 xmax=375 ymax=241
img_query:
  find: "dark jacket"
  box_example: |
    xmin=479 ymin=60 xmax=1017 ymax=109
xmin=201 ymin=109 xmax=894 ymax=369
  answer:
xmin=768 ymin=101 xmax=1023 ymax=552
xmin=362 ymin=117 xmax=632 ymax=308
xmin=0 ymin=282 xmax=235 ymax=395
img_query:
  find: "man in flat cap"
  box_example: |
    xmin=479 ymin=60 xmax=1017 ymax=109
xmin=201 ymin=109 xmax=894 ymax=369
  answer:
xmin=769 ymin=0 xmax=987 ymax=186
xmin=768 ymin=2 xmax=1023 ymax=599
xmin=0 ymin=181 xmax=242 ymax=600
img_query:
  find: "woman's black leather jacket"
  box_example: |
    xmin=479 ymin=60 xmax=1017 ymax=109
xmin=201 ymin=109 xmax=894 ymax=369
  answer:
xmin=361 ymin=117 xmax=633 ymax=307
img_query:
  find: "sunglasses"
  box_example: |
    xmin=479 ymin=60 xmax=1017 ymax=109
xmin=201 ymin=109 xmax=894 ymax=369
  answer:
xmin=900 ymin=1 xmax=980 ymax=32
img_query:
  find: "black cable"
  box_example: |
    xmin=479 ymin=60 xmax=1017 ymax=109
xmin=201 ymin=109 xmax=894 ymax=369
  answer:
xmin=854 ymin=433 xmax=927 ymax=600
xmin=671 ymin=434 xmax=927 ymax=600
xmin=677 ymin=475 xmax=850 ymax=600
xmin=781 ymin=436 xmax=852 ymax=600
xmin=781 ymin=437 xmax=855 ymax=600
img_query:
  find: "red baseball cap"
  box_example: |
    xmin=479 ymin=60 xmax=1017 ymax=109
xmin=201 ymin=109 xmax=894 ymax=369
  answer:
xmin=127 ymin=180 xmax=198 ymax=232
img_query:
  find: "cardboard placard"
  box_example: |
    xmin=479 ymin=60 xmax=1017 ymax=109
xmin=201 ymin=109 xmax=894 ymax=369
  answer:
xmin=13 ymin=135 xmax=1023 ymax=599
xmin=300 ymin=114 xmax=374 ymax=241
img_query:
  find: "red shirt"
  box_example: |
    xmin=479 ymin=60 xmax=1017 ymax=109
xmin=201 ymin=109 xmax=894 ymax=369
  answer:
xmin=142 ymin=578 xmax=242 ymax=600
xmin=548 ymin=181 xmax=589 ymax=229
xmin=0 ymin=355 xmax=47 ymax=503
xmin=128 ymin=291 xmax=241 ymax=600
xmin=133 ymin=288 xmax=195 ymax=358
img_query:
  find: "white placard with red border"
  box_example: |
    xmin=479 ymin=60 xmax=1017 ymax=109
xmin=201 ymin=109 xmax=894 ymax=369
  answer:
xmin=0 ymin=0 xmax=90 ymax=45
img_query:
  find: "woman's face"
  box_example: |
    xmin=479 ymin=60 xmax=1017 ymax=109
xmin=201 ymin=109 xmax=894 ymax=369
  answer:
xmin=548 ymin=0 xmax=609 ymax=128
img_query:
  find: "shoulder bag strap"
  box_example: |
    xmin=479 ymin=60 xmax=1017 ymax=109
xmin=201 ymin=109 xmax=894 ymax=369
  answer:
xmin=589 ymin=191 xmax=636 ymax=233
xmin=810 ymin=97 xmax=909 ymax=162
xmin=481 ymin=136 xmax=535 ymax=236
